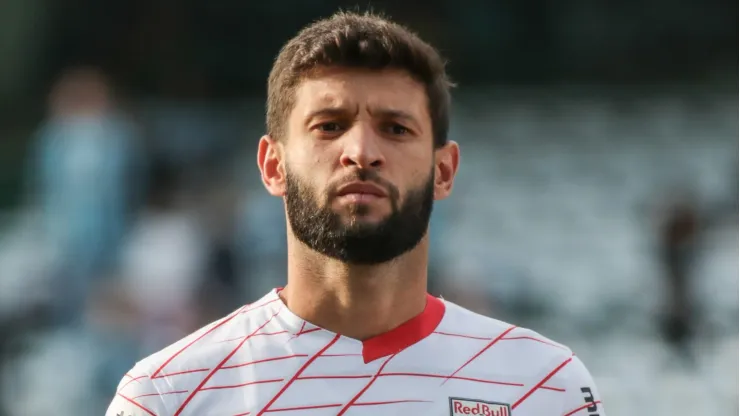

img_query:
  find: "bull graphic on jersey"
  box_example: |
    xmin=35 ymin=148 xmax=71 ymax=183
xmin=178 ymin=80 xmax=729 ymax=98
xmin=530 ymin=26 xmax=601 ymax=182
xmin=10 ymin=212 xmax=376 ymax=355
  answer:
xmin=449 ymin=397 xmax=511 ymax=416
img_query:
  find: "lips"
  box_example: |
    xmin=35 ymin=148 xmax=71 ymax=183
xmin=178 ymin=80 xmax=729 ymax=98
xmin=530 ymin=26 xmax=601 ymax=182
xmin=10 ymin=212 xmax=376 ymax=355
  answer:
xmin=336 ymin=182 xmax=387 ymax=198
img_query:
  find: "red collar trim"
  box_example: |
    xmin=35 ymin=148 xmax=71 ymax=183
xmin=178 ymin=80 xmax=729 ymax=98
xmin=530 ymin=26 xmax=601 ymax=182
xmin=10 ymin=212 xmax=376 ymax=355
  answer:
xmin=361 ymin=294 xmax=446 ymax=363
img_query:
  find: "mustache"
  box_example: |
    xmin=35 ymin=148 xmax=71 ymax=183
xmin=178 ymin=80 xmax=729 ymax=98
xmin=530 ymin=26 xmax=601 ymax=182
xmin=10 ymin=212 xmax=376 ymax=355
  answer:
xmin=328 ymin=169 xmax=398 ymax=199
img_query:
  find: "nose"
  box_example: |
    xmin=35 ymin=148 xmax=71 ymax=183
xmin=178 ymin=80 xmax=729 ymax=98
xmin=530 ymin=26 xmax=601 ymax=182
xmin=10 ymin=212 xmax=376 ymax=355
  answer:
xmin=339 ymin=123 xmax=385 ymax=169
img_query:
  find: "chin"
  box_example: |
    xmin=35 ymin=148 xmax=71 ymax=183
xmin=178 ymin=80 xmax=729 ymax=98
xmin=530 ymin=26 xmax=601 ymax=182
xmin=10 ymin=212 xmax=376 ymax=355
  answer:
xmin=337 ymin=206 xmax=389 ymax=220
xmin=343 ymin=215 xmax=386 ymax=228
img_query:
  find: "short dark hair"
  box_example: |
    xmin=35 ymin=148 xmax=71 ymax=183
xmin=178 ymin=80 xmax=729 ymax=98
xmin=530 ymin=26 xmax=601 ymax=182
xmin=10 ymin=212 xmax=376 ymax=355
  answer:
xmin=266 ymin=11 xmax=454 ymax=148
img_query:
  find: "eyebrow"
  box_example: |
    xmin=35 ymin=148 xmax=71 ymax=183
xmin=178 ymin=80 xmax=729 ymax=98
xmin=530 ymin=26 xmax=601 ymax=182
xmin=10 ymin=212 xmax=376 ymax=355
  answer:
xmin=303 ymin=106 xmax=422 ymax=129
xmin=304 ymin=107 xmax=354 ymax=123
xmin=367 ymin=106 xmax=418 ymax=123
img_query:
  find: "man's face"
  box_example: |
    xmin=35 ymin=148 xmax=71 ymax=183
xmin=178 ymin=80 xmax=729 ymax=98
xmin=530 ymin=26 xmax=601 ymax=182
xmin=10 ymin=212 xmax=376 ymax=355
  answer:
xmin=259 ymin=67 xmax=458 ymax=264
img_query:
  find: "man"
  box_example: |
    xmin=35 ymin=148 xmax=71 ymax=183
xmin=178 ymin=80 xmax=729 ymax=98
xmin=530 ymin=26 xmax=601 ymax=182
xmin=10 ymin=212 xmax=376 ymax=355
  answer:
xmin=107 ymin=11 xmax=606 ymax=416
xmin=33 ymin=66 xmax=137 ymax=325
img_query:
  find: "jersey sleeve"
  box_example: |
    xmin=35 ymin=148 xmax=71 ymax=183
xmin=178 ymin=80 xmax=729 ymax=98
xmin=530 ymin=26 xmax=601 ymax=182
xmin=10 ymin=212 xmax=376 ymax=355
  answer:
xmin=559 ymin=356 xmax=606 ymax=416
xmin=105 ymin=370 xmax=170 ymax=416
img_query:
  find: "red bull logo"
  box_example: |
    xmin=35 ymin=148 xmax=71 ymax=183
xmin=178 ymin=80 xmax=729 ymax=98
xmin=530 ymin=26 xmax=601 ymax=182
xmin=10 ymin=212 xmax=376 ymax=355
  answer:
xmin=449 ymin=398 xmax=511 ymax=416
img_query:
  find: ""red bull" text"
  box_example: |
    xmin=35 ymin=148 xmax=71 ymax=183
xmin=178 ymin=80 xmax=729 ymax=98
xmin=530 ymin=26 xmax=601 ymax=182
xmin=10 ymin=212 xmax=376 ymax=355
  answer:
xmin=450 ymin=398 xmax=510 ymax=416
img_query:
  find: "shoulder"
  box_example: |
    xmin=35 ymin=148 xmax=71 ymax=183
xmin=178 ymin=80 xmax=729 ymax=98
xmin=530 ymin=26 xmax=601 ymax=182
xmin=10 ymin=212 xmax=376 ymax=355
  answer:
xmin=109 ymin=293 xmax=283 ymax=414
xmin=141 ymin=314 xmax=241 ymax=373
xmin=437 ymin=299 xmax=606 ymax=414
xmin=142 ymin=295 xmax=283 ymax=373
xmin=138 ymin=292 xmax=283 ymax=375
xmin=108 ymin=306 xmax=248 ymax=415
xmin=437 ymin=299 xmax=576 ymax=371
xmin=439 ymin=299 xmax=571 ymax=351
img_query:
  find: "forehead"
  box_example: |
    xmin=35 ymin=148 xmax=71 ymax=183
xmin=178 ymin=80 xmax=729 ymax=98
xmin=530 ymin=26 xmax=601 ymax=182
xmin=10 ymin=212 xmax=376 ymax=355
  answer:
xmin=292 ymin=68 xmax=429 ymax=119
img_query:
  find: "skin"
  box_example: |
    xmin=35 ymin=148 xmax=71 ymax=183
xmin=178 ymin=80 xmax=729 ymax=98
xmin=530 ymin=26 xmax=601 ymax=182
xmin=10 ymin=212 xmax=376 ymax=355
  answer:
xmin=257 ymin=67 xmax=459 ymax=340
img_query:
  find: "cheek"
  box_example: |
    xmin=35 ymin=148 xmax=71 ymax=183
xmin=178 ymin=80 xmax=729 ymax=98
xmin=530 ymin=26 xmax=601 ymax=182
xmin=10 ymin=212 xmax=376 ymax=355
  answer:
xmin=393 ymin=163 xmax=433 ymax=203
xmin=286 ymin=169 xmax=324 ymax=205
xmin=394 ymin=147 xmax=433 ymax=180
xmin=286 ymin=151 xmax=333 ymax=199
xmin=288 ymin=141 xmax=339 ymax=172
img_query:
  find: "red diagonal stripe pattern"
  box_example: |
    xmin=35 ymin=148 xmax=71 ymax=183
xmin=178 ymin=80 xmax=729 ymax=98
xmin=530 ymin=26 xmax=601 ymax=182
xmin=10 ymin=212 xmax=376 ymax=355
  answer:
xmin=219 ymin=331 xmax=289 ymax=343
xmin=295 ymin=370 xmax=564 ymax=391
xmin=255 ymin=334 xmax=341 ymax=416
xmin=353 ymin=399 xmax=433 ymax=407
xmin=116 ymin=392 xmax=156 ymax=416
xmin=563 ymin=400 xmax=602 ymax=416
xmin=263 ymin=399 xmax=434 ymax=413
xmin=502 ymin=336 xmax=568 ymax=350
xmin=441 ymin=325 xmax=517 ymax=385
xmin=174 ymin=308 xmax=282 ymax=415
xmin=434 ymin=331 xmax=489 ymax=340
xmin=133 ymin=390 xmax=189 ymax=400
xmin=239 ymin=298 xmax=280 ymax=314
xmin=222 ymin=354 xmax=309 ymax=370
xmin=152 ymin=304 xmax=249 ymax=378
xmin=201 ymin=378 xmax=284 ymax=392
xmin=539 ymin=385 xmax=566 ymax=392
xmin=118 ymin=375 xmax=147 ymax=392
xmin=336 ymin=354 xmax=397 ymax=415
xmin=155 ymin=368 xmax=210 ymax=378
xmin=383 ymin=372 xmax=524 ymax=387
xmin=512 ymin=354 xmax=574 ymax=410
xmin=435 ymin=330 xmax=568 ymax=352
xmin=265 ymin=403 xmax=342 ymax=412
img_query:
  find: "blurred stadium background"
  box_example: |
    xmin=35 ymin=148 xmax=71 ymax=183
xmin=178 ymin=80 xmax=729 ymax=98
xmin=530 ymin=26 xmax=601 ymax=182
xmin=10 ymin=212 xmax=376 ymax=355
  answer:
xmin=0 ymin=1 xmax=737 ymax=415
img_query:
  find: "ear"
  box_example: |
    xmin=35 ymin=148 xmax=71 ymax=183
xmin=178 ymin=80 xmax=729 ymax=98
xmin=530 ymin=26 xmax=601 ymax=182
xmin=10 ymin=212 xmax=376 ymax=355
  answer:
xmin=433 ymin=140 xmax=460 ymax=201
xmin=257 ymin=135 xmax=286 ymax=197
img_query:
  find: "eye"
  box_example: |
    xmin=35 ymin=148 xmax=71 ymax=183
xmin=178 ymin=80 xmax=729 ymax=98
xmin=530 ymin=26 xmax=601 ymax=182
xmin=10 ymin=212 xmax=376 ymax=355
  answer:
xmin=317 ymin=122 xmax=344 ymax=133
xmin=387 ymin=123 xmax=410 ymax=136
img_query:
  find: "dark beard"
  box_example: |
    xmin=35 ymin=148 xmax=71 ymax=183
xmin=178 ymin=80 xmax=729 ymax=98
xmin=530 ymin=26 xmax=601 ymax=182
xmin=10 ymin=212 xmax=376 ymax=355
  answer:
xmin=285 ymin=167 xmax=434 ymax=265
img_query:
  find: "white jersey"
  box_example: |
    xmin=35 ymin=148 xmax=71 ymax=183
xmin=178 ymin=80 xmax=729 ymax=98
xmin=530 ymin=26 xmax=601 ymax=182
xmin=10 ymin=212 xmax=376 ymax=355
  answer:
xmin=107 ymin=289 xmax=605 ymax=416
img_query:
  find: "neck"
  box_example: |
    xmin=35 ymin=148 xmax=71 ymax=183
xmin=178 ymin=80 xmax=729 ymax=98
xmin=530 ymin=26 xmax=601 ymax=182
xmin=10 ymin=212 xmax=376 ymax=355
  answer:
xmin=280 ymin=236 xmax=430 ymax=340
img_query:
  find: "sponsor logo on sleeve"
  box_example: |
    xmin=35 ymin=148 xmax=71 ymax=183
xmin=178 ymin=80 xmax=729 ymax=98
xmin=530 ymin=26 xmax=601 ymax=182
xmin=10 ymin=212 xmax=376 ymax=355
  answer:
xmin=449 ymin=397 xmax=511 ymax=416
xmin=581 ymin=387 xmax=600 ymax=415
